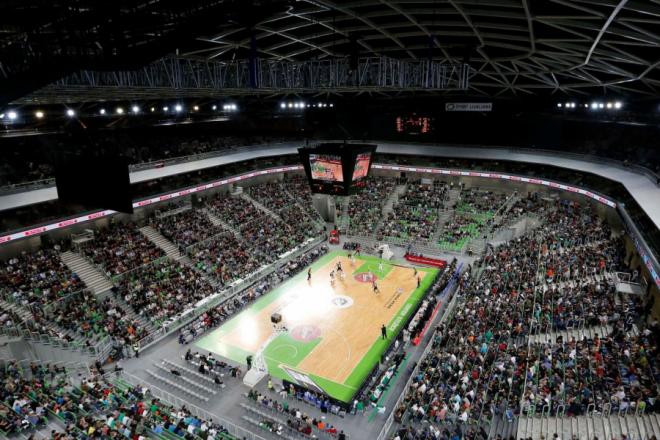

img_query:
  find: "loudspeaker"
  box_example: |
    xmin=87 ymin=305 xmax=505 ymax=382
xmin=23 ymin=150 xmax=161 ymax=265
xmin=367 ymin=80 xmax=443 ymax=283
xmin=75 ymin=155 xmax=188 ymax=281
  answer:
xmin=55 ymin=153 xmax=133 ymax=214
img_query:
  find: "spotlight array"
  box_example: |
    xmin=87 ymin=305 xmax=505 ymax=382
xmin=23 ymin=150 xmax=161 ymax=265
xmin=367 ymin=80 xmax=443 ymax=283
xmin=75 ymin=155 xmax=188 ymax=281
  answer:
xmin=279 ymin=101 xmax=333 ymax=110
xmin=557 ymin=101 xmax=623 ymax=111
xmin=0 ymin=99 xmax=343 ymax=122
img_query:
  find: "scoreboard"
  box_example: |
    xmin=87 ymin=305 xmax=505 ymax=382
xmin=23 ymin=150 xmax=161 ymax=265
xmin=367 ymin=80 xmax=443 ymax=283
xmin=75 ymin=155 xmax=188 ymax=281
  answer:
xmin=298 ymin=143 xmax=377 ymax=195
xmin=395 ymin=115 xmax=432 ymax=134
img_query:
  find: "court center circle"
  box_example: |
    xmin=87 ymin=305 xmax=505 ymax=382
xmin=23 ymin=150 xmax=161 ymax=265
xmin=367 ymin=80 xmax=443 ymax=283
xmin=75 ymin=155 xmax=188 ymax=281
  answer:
xmin=331 ymin=295 xmax=354 ymax=309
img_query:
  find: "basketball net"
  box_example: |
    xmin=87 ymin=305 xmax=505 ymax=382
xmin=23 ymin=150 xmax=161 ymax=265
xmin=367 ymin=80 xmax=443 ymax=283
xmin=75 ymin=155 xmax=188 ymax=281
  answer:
xmin=244 ymin=324 xmax=287 ymax=387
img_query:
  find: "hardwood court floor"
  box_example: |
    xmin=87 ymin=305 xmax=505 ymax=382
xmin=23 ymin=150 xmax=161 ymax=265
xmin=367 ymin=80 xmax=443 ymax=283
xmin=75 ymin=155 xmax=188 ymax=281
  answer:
xmin=196 ymin=250 xmax=438 ymax=402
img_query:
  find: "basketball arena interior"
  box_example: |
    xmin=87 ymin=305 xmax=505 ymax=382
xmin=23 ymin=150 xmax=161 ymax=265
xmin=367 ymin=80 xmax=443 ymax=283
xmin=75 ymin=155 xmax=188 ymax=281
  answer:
xmin=1 ymin=1 xmax=660 ymax=440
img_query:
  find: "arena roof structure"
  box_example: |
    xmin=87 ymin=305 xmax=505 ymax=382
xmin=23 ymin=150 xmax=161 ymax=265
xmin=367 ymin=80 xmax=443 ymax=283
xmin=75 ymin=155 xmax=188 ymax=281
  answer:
xmin=2 ymin=0 xmax=660 ymax=103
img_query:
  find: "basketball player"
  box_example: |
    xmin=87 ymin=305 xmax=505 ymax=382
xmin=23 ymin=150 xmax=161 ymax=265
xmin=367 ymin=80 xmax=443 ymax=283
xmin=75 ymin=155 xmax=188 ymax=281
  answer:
xmin=330 ymin=270 xmax=335 ymax=287
xmin=413 ymin=267 xmax=418 ymax=278
xmin=417 ymin=275 xmax=421 ymax=288
xmin=336 ymin=261 xmax=343 ymax=273
xmin=307 ymin=268 xmax=312 ymax=281
xmin=373 ymin=280 xmax=380 ymax=294
xmin=378 ymin=261 xmax=384 ymax=273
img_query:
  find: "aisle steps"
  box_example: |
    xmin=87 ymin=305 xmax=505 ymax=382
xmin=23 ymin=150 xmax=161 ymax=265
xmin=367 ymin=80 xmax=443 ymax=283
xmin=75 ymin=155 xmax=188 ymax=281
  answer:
xmin=240 ymin=193 xmax=282 ymax=222
xmin=517 ymin=413 xmax=660 ymax=440
xmin=139 ymin=226 xmax=186 ymax=262
xmin=60 ymin=251 xmax=114 ymax=294
xmin=204 ymin=209 xmax=241 ymax=236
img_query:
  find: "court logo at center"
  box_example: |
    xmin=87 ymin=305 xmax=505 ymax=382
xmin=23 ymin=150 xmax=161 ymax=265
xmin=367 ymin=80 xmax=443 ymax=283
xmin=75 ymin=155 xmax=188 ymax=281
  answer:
xmin=354 ymin=272 xmax=377 ymax=283
xmin=331 ymin=295 xmax=354 ymax=309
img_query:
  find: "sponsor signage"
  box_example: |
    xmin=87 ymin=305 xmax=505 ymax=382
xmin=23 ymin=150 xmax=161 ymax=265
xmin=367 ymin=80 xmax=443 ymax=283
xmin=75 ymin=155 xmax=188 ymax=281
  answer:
xmin=373 ymin=164 xmax=617 ymax=208
xmin=0 ymin=163 xmax=620 ymax=245
xmin=0 ymin=164 xmax=303 ymax=244
xmin=445 ymin=102 xmax=493 ymax=112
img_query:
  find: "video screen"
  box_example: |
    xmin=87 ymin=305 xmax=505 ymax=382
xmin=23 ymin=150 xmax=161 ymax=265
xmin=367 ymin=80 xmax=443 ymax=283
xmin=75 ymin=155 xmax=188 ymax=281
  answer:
xmin=309 ymin=154 xmax=343 ymax=182
xmin=352 ymin=153 xmax=372 ymax=181
xmin=395 ymin=115 xmax=432 ymax=134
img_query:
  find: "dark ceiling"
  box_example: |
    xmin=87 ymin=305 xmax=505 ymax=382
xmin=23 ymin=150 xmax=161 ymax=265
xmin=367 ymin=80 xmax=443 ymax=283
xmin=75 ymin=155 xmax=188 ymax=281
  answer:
xmin=2 ymin=0 xmax=660 ymax=102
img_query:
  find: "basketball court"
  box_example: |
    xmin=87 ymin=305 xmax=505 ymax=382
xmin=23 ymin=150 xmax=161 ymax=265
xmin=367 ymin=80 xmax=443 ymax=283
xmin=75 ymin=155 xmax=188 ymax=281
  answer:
xmin=196 ymin=250 xmax=438 ymax=402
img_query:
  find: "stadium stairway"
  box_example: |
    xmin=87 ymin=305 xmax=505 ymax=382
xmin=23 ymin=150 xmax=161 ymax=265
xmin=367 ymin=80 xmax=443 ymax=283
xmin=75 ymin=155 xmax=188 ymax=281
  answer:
xmin=60 ymin=250 xmax=114 ymax=295
xmin=98 ymin=290 xmax=158 ymax=336
xmin=446 ymin=188 xmax=461 ymax=207
xmin=337 ymin=195 xmax=352 ymax=231
xmin=240 ymin=193 xmax=282 ymax=222
xmin=204 ymin=208 xmax=242 ymax=237
xmin=281 ymin=185 xmax=325 ymax=226
xmin=382 ymin=183 xmax=408 ymax=216
xmin=430 ymin=210 xmax=454 ymax=245
xmin=429 ymin=189 xmax=462 ymax=245
xmin=528 ymin=323 xmax=615 ymax=344
xmin=139 ymin=225 xmax=187 ymax=262
xmin=0 ymin=299 xmax=104 ymax=362
xmin=517 ymin=413 xmax=660 ymax=439
xmin=488 ymin=414 xmax=518 ymax=439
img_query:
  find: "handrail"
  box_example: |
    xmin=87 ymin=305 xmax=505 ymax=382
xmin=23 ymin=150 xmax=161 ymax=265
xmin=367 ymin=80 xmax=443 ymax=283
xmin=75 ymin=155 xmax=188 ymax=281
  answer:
xmin=0 ymin=177 xmax=55 ymax=195
xmin=586 ymin=403 xmax=596 ymax=417
xmin=557 ymin=404 xmax=566 ymax=417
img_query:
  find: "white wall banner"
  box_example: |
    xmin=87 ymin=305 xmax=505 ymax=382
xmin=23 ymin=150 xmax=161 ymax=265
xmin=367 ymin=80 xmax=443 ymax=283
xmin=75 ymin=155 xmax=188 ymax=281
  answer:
xmin=445 ymin=102 xmax=492 ymax=112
